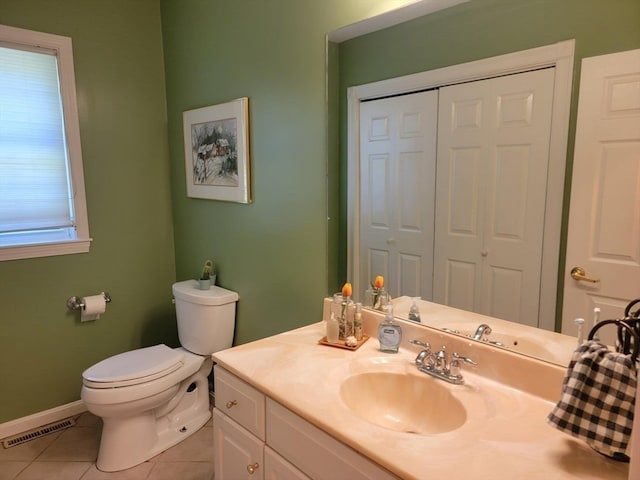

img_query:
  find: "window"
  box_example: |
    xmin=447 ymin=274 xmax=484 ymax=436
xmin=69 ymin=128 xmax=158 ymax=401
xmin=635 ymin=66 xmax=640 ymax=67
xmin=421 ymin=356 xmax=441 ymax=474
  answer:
xmin=0 ymin=24 xmax=90 ymax=261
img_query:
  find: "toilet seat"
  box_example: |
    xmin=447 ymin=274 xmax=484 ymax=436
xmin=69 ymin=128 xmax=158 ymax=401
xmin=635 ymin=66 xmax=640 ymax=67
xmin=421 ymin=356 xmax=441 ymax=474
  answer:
xmin=83 ymin=344 xmax=185 ymax=389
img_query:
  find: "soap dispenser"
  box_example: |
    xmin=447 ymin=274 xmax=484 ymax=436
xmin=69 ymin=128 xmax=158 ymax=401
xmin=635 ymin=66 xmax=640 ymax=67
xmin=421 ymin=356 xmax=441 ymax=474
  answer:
xmin=378 ymin=305 xmax=402 ymax=353
xmin=408 ymin=297 xmax=421 ymax=322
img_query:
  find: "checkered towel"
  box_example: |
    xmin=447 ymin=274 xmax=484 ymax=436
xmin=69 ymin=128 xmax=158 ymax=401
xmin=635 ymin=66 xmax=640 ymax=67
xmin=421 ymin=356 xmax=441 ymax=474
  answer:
xmin=547 ymin=340 xmax=637 ymax=458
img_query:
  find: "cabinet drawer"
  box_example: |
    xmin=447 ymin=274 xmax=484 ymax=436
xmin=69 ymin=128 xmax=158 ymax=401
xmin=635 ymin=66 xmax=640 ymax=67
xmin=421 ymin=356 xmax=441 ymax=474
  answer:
xmin=215 ymin=365 xmax=266 ymax=440
xmin=266 ymin=399 xmax=399 ymax=480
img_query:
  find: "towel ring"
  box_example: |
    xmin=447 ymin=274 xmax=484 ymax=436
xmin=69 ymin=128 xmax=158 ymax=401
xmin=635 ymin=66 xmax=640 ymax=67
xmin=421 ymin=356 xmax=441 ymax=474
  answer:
xmin=588 ymin=319 xmax=640 ymax=362
xmin=617 ymin=320 xmax=637 ymax=360
xmin=622 ymin=299 xmax=640 ymax=352
xmin=624 ymin=298 xmax=640 ymax=318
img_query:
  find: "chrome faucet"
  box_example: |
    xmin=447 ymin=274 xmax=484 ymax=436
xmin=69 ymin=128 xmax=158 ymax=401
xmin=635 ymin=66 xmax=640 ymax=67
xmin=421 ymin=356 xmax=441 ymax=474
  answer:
xmin=411 ymin=339 xmax=433 ymax=366
xmin=472 ymin=323 xmax=492 ymax=340
xmin=410 ymin=340 xmax=477 ymax=385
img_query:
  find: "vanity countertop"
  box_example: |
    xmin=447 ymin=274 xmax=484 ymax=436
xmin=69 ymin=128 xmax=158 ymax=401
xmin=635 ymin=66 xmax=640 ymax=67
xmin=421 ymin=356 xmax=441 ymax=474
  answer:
xmin=212 ymin=316 xmax=629 ymax=480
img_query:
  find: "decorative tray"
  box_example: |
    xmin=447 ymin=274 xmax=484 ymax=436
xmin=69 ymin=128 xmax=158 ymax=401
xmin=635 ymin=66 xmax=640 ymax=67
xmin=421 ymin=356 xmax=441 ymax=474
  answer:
xmin=318 ymin=335 xmax=370 ymax=351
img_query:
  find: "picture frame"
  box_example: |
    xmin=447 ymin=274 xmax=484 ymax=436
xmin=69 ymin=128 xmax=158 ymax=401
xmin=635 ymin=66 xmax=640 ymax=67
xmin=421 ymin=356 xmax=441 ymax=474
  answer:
xmin=182 ymin=97 xmax=251 ymax=203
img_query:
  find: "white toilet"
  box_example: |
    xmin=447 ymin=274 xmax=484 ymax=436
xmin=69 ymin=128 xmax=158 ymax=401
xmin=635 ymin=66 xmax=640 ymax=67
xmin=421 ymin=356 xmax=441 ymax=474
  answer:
xmin=81 ymin=280 xmax=238 ymax=472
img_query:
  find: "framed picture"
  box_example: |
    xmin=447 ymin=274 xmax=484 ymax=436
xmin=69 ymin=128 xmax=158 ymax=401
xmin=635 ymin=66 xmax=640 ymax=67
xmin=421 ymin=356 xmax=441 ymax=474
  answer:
xmin=182 ymin=97 xmax=251 ymax=203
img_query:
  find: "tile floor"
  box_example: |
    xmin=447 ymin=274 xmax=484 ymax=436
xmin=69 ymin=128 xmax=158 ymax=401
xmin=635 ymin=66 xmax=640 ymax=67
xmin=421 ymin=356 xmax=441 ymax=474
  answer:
xmin=0 ymin=411 xmax=214 ymax=480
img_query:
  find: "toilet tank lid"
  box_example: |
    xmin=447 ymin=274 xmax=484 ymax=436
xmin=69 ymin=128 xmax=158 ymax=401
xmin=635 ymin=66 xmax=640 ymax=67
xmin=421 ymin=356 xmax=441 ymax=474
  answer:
xmin=172 ymin=280 xmax=239 ymax=305
xmin=82 ymin=344 xmax=184 ymax=384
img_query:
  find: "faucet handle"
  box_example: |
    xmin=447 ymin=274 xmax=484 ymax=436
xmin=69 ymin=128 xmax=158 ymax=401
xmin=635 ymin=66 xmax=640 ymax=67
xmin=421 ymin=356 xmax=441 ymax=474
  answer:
xmin=410 ymin=339 xmax=430 ymax=349
xmin=411 ymin=340 xmax=433 ymax=367
xmin=449 ymin=352 xmax=477 ymax=379
xmin=451 ymin=352 xmax=478 ymax=366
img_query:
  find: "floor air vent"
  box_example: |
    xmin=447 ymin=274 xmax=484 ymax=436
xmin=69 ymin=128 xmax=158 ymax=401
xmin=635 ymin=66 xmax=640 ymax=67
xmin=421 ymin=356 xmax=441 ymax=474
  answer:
xmin=2 ymin=418 xmax=76 ymax=449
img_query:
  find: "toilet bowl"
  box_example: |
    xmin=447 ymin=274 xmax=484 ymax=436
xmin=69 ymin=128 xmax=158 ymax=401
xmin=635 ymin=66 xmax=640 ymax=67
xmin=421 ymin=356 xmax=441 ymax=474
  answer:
xmin=81 ymin=281 xmax=238 ymax=472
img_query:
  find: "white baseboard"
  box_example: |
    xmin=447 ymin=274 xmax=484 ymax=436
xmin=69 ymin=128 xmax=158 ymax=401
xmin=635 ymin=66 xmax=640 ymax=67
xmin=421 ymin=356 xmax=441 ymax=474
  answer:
xmin=0 ymin=400 xmax=87 ymax=440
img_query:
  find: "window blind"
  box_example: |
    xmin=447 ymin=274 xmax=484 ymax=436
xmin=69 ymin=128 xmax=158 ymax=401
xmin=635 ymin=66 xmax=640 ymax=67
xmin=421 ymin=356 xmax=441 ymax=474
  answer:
xmin=0 ymin=45 xmax=75 ymax=237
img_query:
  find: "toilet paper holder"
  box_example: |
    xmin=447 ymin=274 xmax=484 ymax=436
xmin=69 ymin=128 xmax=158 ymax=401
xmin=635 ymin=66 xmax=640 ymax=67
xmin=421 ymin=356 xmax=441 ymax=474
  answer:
xmin=66 ymin=292 xmax=112 ymax=311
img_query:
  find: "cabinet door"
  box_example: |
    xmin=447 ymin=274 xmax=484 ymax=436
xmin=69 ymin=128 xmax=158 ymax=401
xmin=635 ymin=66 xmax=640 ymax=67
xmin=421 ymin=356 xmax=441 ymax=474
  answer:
xmin=214 ymin=409 xmax=264 ymax=479
xmin=359 ymin=90 xmax=438 ymax=301
xmin=264 ymin=447 xmax=311 ymax=480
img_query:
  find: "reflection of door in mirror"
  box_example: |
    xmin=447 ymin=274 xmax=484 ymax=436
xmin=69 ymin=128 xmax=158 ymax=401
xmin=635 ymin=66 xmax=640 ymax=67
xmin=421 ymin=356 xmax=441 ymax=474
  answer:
xmin=359 ymin=69 xmax=555 ymax=329
xmin=562 ymin=48 xmax=640 ymax=345
xmin=348 ymin=41 xmax=574 ymax=339
xmin=434 ymin=69 xmax=555 ymax=329
xmin=359 ymin=91 xmax=437 ymax=302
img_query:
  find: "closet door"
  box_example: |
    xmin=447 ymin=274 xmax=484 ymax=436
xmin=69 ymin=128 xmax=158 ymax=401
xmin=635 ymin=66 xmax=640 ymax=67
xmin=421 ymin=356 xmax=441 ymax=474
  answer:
xmin=434 ymin=68 xmax=555 ymax=327
xmin=359 ymin=90 xmax=438 ymax=300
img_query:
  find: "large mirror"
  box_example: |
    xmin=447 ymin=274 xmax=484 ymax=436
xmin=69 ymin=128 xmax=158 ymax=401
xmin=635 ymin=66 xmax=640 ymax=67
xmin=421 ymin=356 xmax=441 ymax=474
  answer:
xmin=327 ymin=0 xmax=640 ymax=367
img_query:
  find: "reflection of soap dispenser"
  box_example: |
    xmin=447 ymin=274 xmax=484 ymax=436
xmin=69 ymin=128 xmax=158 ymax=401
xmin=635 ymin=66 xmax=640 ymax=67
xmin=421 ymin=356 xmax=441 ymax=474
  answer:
xmin=408 ymin=297 xmax=421 ymax=323
xmin=378 ymin=305 xmax=402 ymax=353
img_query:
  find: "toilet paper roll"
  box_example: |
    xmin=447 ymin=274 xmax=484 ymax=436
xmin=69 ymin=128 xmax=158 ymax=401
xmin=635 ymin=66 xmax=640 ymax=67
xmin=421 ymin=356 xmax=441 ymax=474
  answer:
xmin=81 ymin=294 xmax=106 ymax=322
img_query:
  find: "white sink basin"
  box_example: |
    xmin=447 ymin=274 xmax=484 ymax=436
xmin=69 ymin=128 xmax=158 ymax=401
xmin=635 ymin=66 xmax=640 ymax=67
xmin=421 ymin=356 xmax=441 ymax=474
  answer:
xmin=339 ymin=371 xmax=467 ymax=434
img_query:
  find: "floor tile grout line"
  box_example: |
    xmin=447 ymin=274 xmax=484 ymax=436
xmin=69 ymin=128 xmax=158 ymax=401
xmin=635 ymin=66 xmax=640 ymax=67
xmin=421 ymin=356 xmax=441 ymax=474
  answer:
xmin=31 ymin=429 xmax=66 ymax=463
xmin=11 ymin=461 xmax=30 ymax=480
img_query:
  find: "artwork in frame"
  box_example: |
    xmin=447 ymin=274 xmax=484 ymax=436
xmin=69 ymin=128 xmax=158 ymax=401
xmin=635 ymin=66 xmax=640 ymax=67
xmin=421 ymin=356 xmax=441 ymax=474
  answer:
xmin=182 ymin=97 xmax=251 ymax=203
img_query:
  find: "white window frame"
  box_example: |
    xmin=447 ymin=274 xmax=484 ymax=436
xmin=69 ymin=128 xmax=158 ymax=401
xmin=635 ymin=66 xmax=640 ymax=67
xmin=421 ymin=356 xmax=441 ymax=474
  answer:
xmin=0 ymin=25 xmax=91 ymax=261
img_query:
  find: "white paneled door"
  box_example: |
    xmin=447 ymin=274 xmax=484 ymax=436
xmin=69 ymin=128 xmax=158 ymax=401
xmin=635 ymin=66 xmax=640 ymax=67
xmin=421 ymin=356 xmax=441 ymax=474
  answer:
xmin=562 ymin=49 xmax=640 ymax=343
xmin=359 ymin=91 xmax=438 ymax=300
xmin=433 ymin=68 xmax=555 ymax=328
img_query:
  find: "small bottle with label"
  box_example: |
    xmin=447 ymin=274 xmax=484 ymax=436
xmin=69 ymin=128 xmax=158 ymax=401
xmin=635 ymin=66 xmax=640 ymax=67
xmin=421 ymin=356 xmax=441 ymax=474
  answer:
xmin=354 ymin=302 xmax=364 ymax=341
xmin=326 ymin=311 xmax=339 ymax=343
xmin=378 ymin=305 xmax=402 ymax=353
xmin=408 ymin=297 xmax=421 ymax=323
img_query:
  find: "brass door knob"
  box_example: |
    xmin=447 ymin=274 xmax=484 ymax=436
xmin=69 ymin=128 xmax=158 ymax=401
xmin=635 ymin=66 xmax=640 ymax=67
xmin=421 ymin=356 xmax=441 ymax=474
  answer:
xmin=570 ymin=267 xmax=599 ymax=283
xmin=247 ymin=462 xmax=260 ymax=474
xmin=225 ymin=400 xmax=238 ymax=409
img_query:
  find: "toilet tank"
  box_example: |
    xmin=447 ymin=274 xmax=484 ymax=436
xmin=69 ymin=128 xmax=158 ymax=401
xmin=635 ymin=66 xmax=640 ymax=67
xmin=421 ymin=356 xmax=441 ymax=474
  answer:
xmin=172 ymin=280 xmax=239 ymax=355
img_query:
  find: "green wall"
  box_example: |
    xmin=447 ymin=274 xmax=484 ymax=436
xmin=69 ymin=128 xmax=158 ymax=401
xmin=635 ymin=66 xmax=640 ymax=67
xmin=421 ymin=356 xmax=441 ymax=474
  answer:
xmin=0 ymin=1 xmax=176 ymax=422
xmin=159 ymin=1 xmax=382 ymax=344
xmin=335 ymin=0 xmax=640 ymax=325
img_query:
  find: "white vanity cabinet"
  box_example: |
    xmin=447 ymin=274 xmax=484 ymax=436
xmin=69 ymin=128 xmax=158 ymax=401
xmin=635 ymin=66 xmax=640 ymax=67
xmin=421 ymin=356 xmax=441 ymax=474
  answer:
xmin=213 ymin=365 xmax=265 ymax=479
xmin=213 ymin=408 xmax=265 ymax=478
xmin=213 ymin=365 xmax=398 ymax=480
xmin=264 ymin=447 xmax=311 ymax=480
xmin=214 ymin=366 xmax=310 ymax=480
xmin=266 ymin=399 xmax=398 ymax=480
